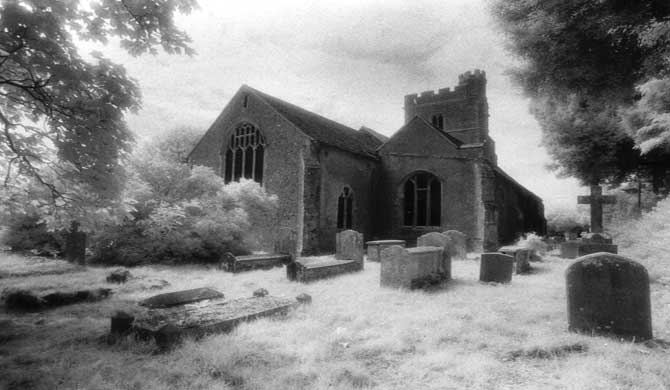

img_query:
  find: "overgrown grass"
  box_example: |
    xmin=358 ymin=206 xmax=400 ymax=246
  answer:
xmin=1 ymin=252 xmax=669 ymax=390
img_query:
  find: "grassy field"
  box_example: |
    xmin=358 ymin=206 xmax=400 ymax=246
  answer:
xmin=1 ymin=251 xmax=670 ymax=390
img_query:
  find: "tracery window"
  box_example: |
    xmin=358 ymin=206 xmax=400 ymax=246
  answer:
xmin=403 ymin=172 xmax=441 ymax=227
xmin=337 ymin=187 xmax=353 ymax=229
xmin=223 ymin=123 xmax=265 ymax=184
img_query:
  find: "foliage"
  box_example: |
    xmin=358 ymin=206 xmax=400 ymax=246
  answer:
xmin=90 ymin=148 xmax=278 ymax=265
xmin=146 ymin=125 xmax=205 ymax=163
xmin=545 ymin=206 xmax=589 ymax=234
xmin=0 ymin=0 xmax=196 ymax=229
xmin=492 ymin=0 xmax=670 ymax=186
xmin=612 ymin=196 xmax=670 ymax=279
xmin=515 ymin=232 xmax=547 ymax=254
xmin=621 ymin=78 xmax=670 ymax=155
xmin=1 ymin=213 xmax=64 ymax=255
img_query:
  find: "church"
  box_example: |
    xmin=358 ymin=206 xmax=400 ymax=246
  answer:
xmin=188 ymin=70 xmax=546 ymax=254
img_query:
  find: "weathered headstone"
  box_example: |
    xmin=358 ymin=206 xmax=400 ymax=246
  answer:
xmin=417 ymin=232 xmax=452 ymax=279
xmin=443 ymin=230 xmax=467 ymax=260
xmin=380 ymin=245 xmax=444 ymax=289
xmin=287 ymin=257 xmax=361 ymax=283
xmin=566 ymin=253 xmax=652 ymax=341
xmin=365 ymin=239 xmax=406 ymax=262
xmin=577 ymin=185 xmax=617 ymax=234
xmin=139 ymin=287 xmax=224 ymax=309
xmin=65 ymin=222 xmax=87 ymax=265
xmin=296 ymin=293 xmax=312 ymax=304
xmin=479 ymin=253 xmax=514 ymax=283
xmin=110 ymin=311 xmax=134 ymax=336
xmin=335 ymin=229 xmax=364 ymax=269
xmin=559 ymin=238 xmax=618 ymax=259
xmin=274 ymin=227 xmax=298 ymax=259
xmin=498 ymin=246 xmax=532 ymax=274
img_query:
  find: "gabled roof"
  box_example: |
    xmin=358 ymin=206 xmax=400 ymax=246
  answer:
xmin=380 ymin=116 xmax=464 ymax=151
xmin=245 ymin=86 xmax=381 ymax=158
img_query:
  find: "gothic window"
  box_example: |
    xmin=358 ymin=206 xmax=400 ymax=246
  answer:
xmin=431 ymin=114 xmax=444 ymax=129
xmin=223 ymin=123 xmax=265 ymax=184
xmin=403 ymin=172 xmax=441 ymax=227
xmin=337 ymin=187 xmax=353 ymax=229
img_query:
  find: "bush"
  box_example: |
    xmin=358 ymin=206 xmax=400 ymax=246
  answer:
xmin=2 ymin=214 xmax=65 ymax=256
xmin=515 ymin=233 xmax=548 ymax=255
xmin=89 ymin=153 xmax=278 ymax=266
xmin=611 ymin=196 xmax=670 ymax=280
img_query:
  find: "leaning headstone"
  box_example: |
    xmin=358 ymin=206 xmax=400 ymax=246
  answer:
xmin=335 ymin=229 xmax=364 ymax=269
xmin=417 ymin=232 xmax=452 ymax=279
xmin=365 ymin=240 xmax=406 ymax=262
xmin=479 ymin=253 xmax=514 ymax=283
xmin=274 ymin=227 xmax=298 ymax=260
xmin=443 ymin=230 xmax=467 ymax=260
xmin=65 ymin=222 xmax=87 ymax=265
xmin=139 ymin=287 xmax=224 ymax=309
xmin=566 ymin=253 xmax=652 ymax=341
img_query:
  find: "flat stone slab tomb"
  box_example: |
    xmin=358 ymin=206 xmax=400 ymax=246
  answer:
xmin=498 ymin=246 xmax=533 ymax=274
xmin=218 ymin=252 xmax=292 ymax=273
xmin=134 ymin=296 xmax=297 ymax=345
xmin=287 ymin=257 xmax=361 ymax=283
xmin=366 ymin=240 xmax=406 ymax=262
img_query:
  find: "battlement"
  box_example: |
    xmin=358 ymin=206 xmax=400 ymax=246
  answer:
xmin=404 ymin=69 xmax=487 ymax=106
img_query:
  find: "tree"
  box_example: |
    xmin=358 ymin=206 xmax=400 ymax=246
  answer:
xmin=139 ymin=125 xmax=204 ymax=163
xmin=492 ymin=0 xmax=670 ymax=187
xmin=0 ymin=0 xmax=197 ymax=229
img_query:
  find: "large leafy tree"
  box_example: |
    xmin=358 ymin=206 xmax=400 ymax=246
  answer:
xmin=492 ymin=0 xmax=670 ymax=188
xmin=0 ymin=0 xmax=197 ymax=229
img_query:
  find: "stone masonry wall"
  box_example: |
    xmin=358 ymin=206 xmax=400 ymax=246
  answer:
xmin=188 ymin=88 xmax=311 ymax=254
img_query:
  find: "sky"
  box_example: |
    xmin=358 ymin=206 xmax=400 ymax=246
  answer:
xmin=96 ymin=0 xmax=586 ymax=212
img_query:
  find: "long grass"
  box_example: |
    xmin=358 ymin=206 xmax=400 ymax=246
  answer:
xmin=1 ymin=252 xmax=669 ymax=390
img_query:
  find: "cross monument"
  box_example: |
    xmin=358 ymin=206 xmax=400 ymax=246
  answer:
xmin=577 ymin=185 xmax=617 ymax=233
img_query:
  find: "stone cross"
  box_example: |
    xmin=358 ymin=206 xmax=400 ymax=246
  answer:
xmin=577 ymin=185 xmax=616 ymax=233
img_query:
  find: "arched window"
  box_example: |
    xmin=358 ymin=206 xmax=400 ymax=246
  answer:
xmin=223 ymin=123 xmax=265 ymax=184
xmin=403 ymin=172 xmax=441 ymax=227
xmin=431 ymin=114 xmax=444 ymax=130
xmin=337 ymin=187 xmax=353 ymax=229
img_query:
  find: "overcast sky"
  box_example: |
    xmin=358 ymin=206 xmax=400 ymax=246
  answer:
xmin=98 ymin=0 xmax=586 ymax=211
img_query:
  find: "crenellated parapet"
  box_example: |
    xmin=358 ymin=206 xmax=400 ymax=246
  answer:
xmin=404 ymin=69 xmax=486 ymax=109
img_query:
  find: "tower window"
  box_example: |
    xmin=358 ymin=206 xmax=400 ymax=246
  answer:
xmin=403 ymin=172 xmax=441 ymax=227
xmin=243 ymin=95 xmax=248 ymax=108
xmin=223 ymin=123 xmax=265 ymax=184
xmin=337 ymin=187 xmax=353 ymax=229
xmin=431 ymin=114 xmax=444 ymax=129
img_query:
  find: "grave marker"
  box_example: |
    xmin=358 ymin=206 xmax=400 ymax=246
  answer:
xmin=139 ymin=287 xmax=224 ymax=309
xmin=566 ymin=253 xmax=652 ymax=341
xmin=335 ymin=229 xmax=364 ymax=268
xmin=417 ymin=232 xmax=452 ymax=280
xmin=479 ymin=253 xmax=514 ymax=283
xmin=577 ymin=185 xmax=616 ymax=233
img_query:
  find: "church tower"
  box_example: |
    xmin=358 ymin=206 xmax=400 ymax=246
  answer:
xmin=403 ymin=69 xmax=489 ymax=146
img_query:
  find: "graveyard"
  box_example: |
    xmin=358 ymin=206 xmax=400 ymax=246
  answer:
xmin=2 ymin=237 xmax=670 ymax=389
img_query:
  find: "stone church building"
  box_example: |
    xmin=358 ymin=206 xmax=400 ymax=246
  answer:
xmin=188 ymin=70 xmax=546 ymax=254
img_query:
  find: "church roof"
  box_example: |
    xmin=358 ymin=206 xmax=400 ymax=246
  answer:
xmin=245 ymin=86 xmax=382 ymax=158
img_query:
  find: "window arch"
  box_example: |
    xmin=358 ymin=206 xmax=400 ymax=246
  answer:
xmin=337 ymin=187 xmax=353 ymax=229
xmin=223 ymin=123 xmax=265 ymax=184
xmin=403 ymin=172 xmax=441 ymax=227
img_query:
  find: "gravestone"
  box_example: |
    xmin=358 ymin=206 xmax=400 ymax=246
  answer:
xmin=380 ymin=245 xmax=444 ymax=289
xmin=417 ymin=232 xmax=452 ymax=280
xmin=479 ymin=253 xmax=514 ymax=283
xmin=566 ymin=253 xmax=652 ymax=341
xmin=65 ymin=222 xmax=87 ymax=265
xmin=139 ymin=287 xmax=224 ymax=309
xmin=443 ymin=230 xmax=467 ymax=260
xmin=577 ymin=185 xmax=617 ymax=234
xmin=559 ymin=237 xmax=618 ymax=259
xmin=498 ymin=246 xmax=532 ymax=274
xmin=134 ymin=295 xmax=298 ymax=347
xmin=274 ymin=227 xmax=298 ymax=259
xmin=365 ymin=240 xmax=406 ymax=262
xmin=335 ymin=229 xmax=364 ymax=268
